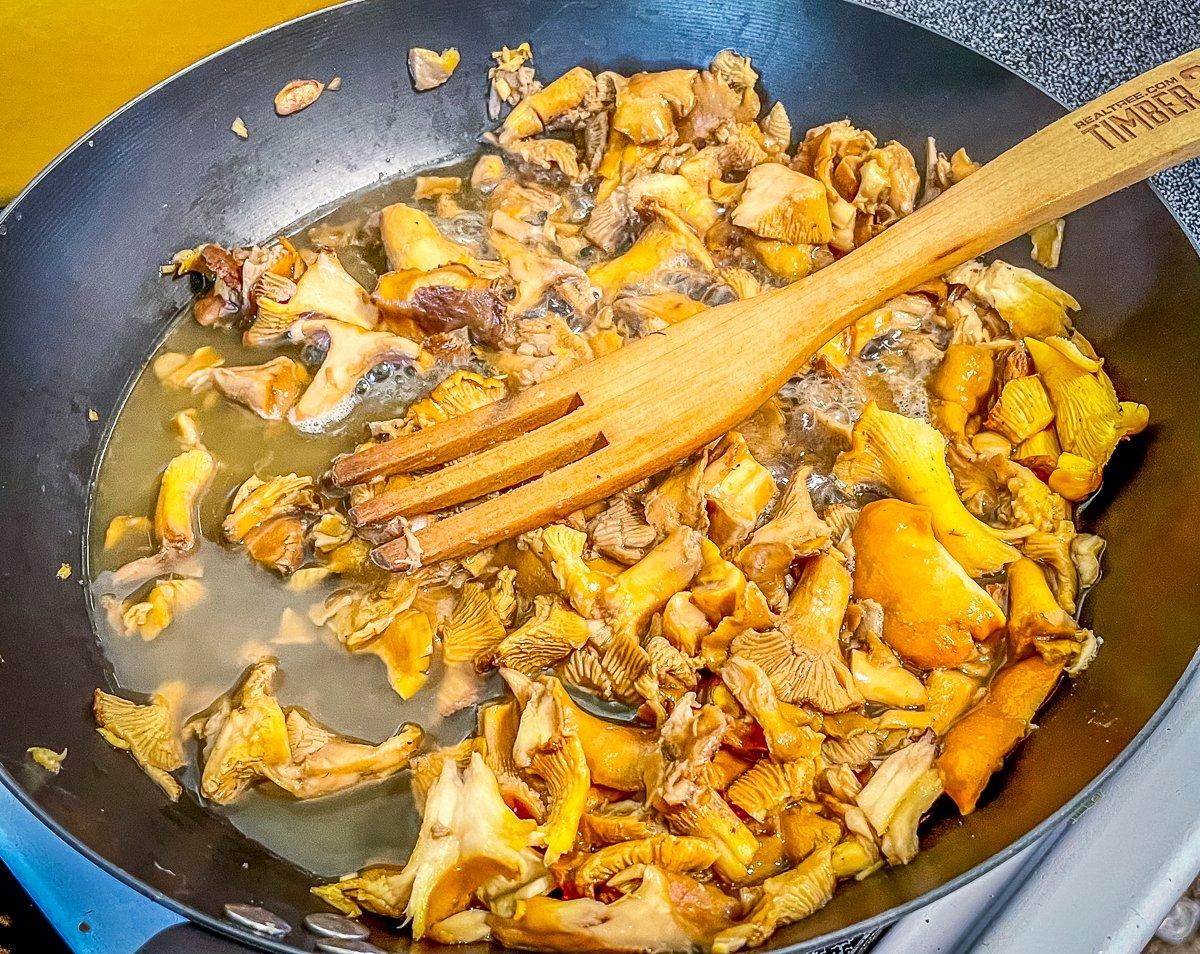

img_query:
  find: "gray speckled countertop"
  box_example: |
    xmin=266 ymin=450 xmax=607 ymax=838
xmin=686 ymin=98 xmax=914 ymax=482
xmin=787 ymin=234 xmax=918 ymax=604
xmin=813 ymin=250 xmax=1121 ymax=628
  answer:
xmin=858 ymin=0 xmax=1200 ymax=240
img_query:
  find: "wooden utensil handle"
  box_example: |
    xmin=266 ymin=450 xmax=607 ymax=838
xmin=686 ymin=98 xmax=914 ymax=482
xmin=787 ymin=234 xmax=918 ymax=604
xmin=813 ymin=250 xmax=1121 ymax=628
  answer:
xmin=758 ymin=49 xmax=1200 ymax=360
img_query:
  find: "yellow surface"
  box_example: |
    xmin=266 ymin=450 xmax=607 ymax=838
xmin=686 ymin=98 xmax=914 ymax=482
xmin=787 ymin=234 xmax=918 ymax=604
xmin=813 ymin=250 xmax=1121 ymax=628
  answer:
xmin=0 ymin=0 xmax=339 ymax=201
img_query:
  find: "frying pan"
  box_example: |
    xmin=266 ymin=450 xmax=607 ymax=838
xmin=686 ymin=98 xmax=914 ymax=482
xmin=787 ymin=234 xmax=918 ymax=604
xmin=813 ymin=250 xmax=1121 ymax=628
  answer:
xmin=1 ymin=0 xmax=1198 ymax=951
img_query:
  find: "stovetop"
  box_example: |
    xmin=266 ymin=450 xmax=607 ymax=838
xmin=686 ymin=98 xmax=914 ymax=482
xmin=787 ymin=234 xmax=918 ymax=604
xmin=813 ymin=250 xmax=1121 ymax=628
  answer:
xmin=3 ymin=1 xmax=1198 ymax=952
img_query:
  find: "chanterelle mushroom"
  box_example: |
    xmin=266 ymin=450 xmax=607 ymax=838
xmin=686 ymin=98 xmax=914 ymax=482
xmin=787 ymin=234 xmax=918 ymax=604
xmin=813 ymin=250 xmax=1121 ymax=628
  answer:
xmin=211 ymin=356 xmax=308 ymax=420
xmin=286 ymin=318 xmax=421 ymax=431
xmin=503 ymin=671 xmax=592 ymax=861
xmin=490 ymin=866 xmax=732 ymax=953
xmin=612 ymin=69 xmax=698 ymax=144
xmin=386 ymin=752 xmax=543 ymax=937
xmin=731 ymin=553 xmax=861 ymax=713
xmin=851 ymin=499 xmax=1005 ymax=669
xmin=833 ymin=402 xmax=1020 ymax=576
xmin=408 ymin=47 xmax=460 ymax=91
xmin=732 ymin=163 xmax=832 ymax=245
xmin=100 ymin=446 xmax=215 ymax=597
xmin=268 ymin=708 xmax=423 ymax=799
xmin=250 ymin=250 xmax=379 ymax=346
xmin=94 ymin=689 xmax=185 ymax=800
xmin=191 ymin=658 xmax=422 ymax=804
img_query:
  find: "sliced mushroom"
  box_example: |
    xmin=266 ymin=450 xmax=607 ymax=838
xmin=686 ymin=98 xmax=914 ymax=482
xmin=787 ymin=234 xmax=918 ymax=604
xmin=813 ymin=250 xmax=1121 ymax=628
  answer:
xmin=249 ymin=250 xmax=379 ymax=347
xmin=286 ymin=319 xmax=421 ymax=431
xmin=211 ymin=357 xmax=308 ymax=421
xmin=408 ymin=47 xmax=460 ymax=91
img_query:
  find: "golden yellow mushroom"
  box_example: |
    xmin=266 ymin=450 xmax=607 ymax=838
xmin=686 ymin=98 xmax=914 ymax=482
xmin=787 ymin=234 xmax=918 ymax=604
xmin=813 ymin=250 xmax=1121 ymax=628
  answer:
xmin=571 ymin=834 xmax=720 ymax=895
xmin=852 ymin=499 xmax=1005 ymax=669
xmin=502 ymin=66 xmax=598 ymax=141
xmin=937 ymin=656 xmax=1063 ymax=814
xmin=368 ymin=753 xmax=542 ymax=938
xmin=1025 ymin=335 xmax=1149 ymax=473
xmin=94 ymin=690 xmax=185 ymax=800
xmin=588 ymin=213 xmax=715 ymax=302
xmin=946 ymin=260 xmax=1079 ymax=338
xmin=731 ymin=162 xmax=833 ymax=245
xmin=834 ymin=402 xmax=1019 ymax=576
xmin=702 ymin=433 xmax=778 ymax=555
xmin=731 ymin=553 xmax=860 ymax=712
xmin=612 ymin=69 xmax=698 ymax=143
xmin=504 ymin=672 xmax=591 ymax=863
xmin=252 ymin=250 xmax=380 ymax=337
xmin=737 ymin=466 xmax=830 ymax=608
xmin=379 ymin=203 xmax=478 ymax=273
xmin=711 ymin=847 xmax=836 ymax=953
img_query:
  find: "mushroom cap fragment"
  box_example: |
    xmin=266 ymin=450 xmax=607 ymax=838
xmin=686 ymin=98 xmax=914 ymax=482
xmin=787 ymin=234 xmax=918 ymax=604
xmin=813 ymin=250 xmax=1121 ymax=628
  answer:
xmin=489 ymin=866 xmax=721 ymax=953
xmin=737 ymin=466 xmax=830 ymax=608
xmin=1006 ymin=557 xmax=1091 ymax=668
xmin=193 ymin=658 xmax=424 ymax=804
xmin=612 ymin=69 xmax=697 ymax=144
xmin=602 ymin=526 xmax=703 ymax=642
xmin=442 ymin=580 xmax=509 ymax=666
xmin=572 ymin=835 xmax=720 ymax=894
xmin=712 ymin=847 xmax=836 ymax=954
xmin=946 ymin=260 xmax=1079 ymax=339
xmin=701 ymin=434 xmax=777 ymax=555
xmin=155 ymin=447 xmax=216 ymax=552
xmin=833 ymin=402 xmax=1019 ymax=576
xmin=985 ymin=374 xmax=1055 ymax=444
xmin=389 ymin=752 xmax=541 ymax=937
xmin=379 ymin=203 xmax=477 ymax=273
xmin=193 ymin=659 xmax=292 ymax=804
xmin=732 ymin=163 xmax=833 ymax=245
xmin=587 ymin=215 xmax=714 ymax=303
xmin=267 ymin=710 xmax=422 ymax=799
xmin=502 ymin=66 xmax=598 ymax=141
xmin=626 ymin=172 xmax=720 ymax=236
xmin=732 ymin=553 xmax=860 ymax=712
xmin=372 ymin=265 xmax=508 ymax=342
xmin=555 ymin=687 xmax=660 ymax=793
xmin=408 ymin=47 xmax=460 ymax=91
xmin=1025 ymin=335 xmax=1148 ymax=471
xmin=312 ymin=865 xmax=408 ymax=918
xmin=524 ymin=524 xmax=614 ymax=618
xmin=122 ymin=577 xmax=204 ymax=641
xmin=726 ymin=759 xmax=818 ymax=823
xmin=937 ymin=656 xmax=1062 ymax=814
xmin=286 ymin=318 xmax=421 ymax=431
xmin=363 ymin=608 xmax=435 ymax=699
xmin=211 ymin=357 xmax=309 ymax=421
xmin=505 ymin=671 xmax=592 ymax=862
xmin=223 ymin=473 xmax=319 ymax=543
xmin=252 ymin=250 xmax=379 ymax=339
xmin=153 ymin=346 xmax=225 ymax=391
xmin=852 ymin=499 xmax=1005 ymax=669
xmin=493 ymin=596 xmax=594 ymax=674
xmin=720 ymin=656 xmax=821 ymax=762
xmin=94 ymin=690 xmax=185 ymax=800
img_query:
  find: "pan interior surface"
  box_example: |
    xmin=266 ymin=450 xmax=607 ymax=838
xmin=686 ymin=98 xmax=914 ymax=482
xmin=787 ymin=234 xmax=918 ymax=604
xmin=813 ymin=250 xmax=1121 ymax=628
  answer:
xmin=0 ymin=0 xmax=1198 ymax=951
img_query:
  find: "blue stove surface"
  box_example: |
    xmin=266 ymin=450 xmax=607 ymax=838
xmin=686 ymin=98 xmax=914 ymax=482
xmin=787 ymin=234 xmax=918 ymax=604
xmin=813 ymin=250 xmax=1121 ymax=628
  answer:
xmin=0 ymin=783 xmax=181 ymax=953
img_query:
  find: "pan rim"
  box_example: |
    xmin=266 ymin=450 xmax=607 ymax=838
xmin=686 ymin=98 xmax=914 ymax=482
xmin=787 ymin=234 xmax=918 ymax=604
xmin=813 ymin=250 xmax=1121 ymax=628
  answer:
xmin=1 ymin=0 xmax=1197 ymax=951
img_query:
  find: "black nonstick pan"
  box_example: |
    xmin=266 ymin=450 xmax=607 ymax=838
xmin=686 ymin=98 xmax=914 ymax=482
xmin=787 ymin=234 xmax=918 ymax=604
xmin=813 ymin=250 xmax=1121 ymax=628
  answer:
xmin=1 ymin=1 xmax=1198 ymax=951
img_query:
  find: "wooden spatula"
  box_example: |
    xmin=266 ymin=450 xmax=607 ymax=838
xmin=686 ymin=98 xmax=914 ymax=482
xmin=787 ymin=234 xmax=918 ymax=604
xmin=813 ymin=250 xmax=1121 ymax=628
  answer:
xmin=333 ymin=51 xmax=1200 ymax=571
